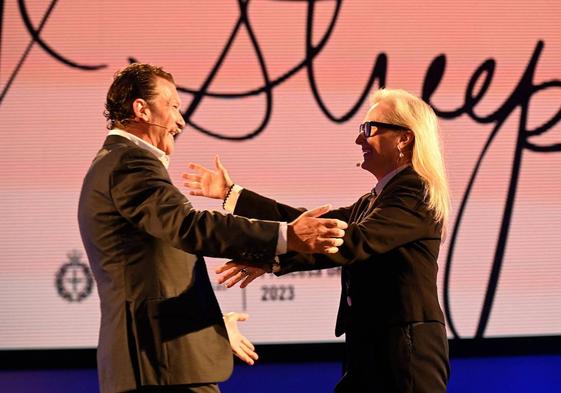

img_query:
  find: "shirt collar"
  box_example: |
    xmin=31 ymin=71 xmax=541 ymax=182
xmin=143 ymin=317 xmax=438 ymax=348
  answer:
xmin=373 ymin=165 xmax=409 ymax=196
xmin=108 ymin=128 xmax=170 ymax=169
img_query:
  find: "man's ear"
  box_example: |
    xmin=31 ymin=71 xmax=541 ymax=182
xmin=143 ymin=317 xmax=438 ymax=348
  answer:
xmin=132 ymin=98 xmax=150 ymax=121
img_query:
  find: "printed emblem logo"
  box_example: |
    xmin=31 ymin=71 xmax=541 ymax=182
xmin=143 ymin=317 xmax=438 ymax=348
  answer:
xmin=55 ymin=250 xmax=94 ymax=302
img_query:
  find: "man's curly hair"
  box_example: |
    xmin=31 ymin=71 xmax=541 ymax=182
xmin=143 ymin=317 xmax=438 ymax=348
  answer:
xmin=104 ymin=63 xmax=174 ymax=129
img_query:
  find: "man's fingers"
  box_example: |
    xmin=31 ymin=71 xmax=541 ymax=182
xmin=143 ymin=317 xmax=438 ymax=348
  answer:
xmin=320 ymin=227 xmax=346 ymax=238
xmin=189 ymin=190 xmax=204 ymax=197
xmin=239 ymin=341 xmax=258 ymax=360
xmin=320 ymin=218 xmax=348 ymax=230
xmin=241 ymin=337 xmax=255 ymax=351
xmin=234 ymin=348 xmax=255 ymax=365
xmin=242 ymin=348 xmax=258 ymax=362
xmin=319 ymin=238 xmax=344 ymax=247
xmin=301 ymin=204 xmax=332 ymax=218
xmin=313 ymin=238 xmax=344 ymax=254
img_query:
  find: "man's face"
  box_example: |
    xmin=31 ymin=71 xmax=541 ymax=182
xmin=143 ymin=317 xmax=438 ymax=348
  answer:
xmin=145 ymin=77 xmax=185 ymax=155
xmin=355 ymin=102 xmax=402 ymax=179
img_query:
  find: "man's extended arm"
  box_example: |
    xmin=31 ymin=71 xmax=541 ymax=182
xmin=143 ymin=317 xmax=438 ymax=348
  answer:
xmin=112 ymin=149 xmax=346 ymax=262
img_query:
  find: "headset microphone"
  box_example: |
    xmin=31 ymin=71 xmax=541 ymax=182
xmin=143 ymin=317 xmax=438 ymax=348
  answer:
xmin=129 ymin=119 xmax=168 ymax=130
xmin=145 ymin=121 xmax=167 ymax=129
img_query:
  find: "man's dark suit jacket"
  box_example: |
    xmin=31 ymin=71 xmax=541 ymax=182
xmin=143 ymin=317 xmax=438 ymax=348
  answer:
xmin=233 ymin=166 xmax=445 ymax=335
xmin=78 ymin=135 xmax=279 ymax=393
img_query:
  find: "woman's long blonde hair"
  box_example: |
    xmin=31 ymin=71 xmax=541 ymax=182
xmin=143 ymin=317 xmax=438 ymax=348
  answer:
xmin=371 ymin=88 xmax=450 ymax=231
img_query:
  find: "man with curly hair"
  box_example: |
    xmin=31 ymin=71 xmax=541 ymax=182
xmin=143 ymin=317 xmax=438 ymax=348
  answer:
xmin=78 ymin=63 xmax=347 ymax=393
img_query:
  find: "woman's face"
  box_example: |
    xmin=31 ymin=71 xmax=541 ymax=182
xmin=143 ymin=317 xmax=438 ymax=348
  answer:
xmin=355 ymin=102 xmax=404 ymax=179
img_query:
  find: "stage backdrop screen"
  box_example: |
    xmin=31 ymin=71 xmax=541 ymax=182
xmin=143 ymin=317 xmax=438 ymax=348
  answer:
xmin=1 ymin=0 xmax=560 ymax=348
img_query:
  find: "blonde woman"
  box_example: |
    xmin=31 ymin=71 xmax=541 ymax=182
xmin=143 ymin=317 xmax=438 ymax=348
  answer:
xmin=185 ymin=88 xmax=451 ymax=393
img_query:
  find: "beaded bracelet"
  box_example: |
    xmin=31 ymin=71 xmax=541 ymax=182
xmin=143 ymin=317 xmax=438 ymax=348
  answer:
xmin=222 ymin=184 xmax=236 ymax=210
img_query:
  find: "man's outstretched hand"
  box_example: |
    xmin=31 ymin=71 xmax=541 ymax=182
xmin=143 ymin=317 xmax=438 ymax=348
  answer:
xmin=288 ymin=205 xmax=348 ymax=254
xmin=184 ymin=158 xmax=348 ymax=254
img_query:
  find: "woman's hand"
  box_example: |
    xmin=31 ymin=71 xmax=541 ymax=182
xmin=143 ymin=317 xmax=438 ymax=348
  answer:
xmin=183 ymin=155 xmax=233 ymax=200
xmin=216 ymin=262 xmax=267 ymax=288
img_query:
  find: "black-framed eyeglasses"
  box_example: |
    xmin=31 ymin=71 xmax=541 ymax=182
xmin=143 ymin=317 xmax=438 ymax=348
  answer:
xmin=359 ymin=121 xmax=410 ymax=138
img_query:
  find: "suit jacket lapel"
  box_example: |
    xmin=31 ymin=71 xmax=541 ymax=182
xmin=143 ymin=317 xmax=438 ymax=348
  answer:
xmin=376 ymin=166 xmax=415 ymax=200
xmin=364 ymin=166 xmax=417 ymax=213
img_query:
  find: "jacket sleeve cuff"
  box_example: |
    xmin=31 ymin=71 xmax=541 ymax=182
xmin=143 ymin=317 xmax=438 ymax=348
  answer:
xmin=223 ymin=184 xmax=244 ymax=212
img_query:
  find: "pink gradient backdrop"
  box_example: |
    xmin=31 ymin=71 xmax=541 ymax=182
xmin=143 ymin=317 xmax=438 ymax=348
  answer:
xmin=0 ymin=0 xmax=560 ymax=348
